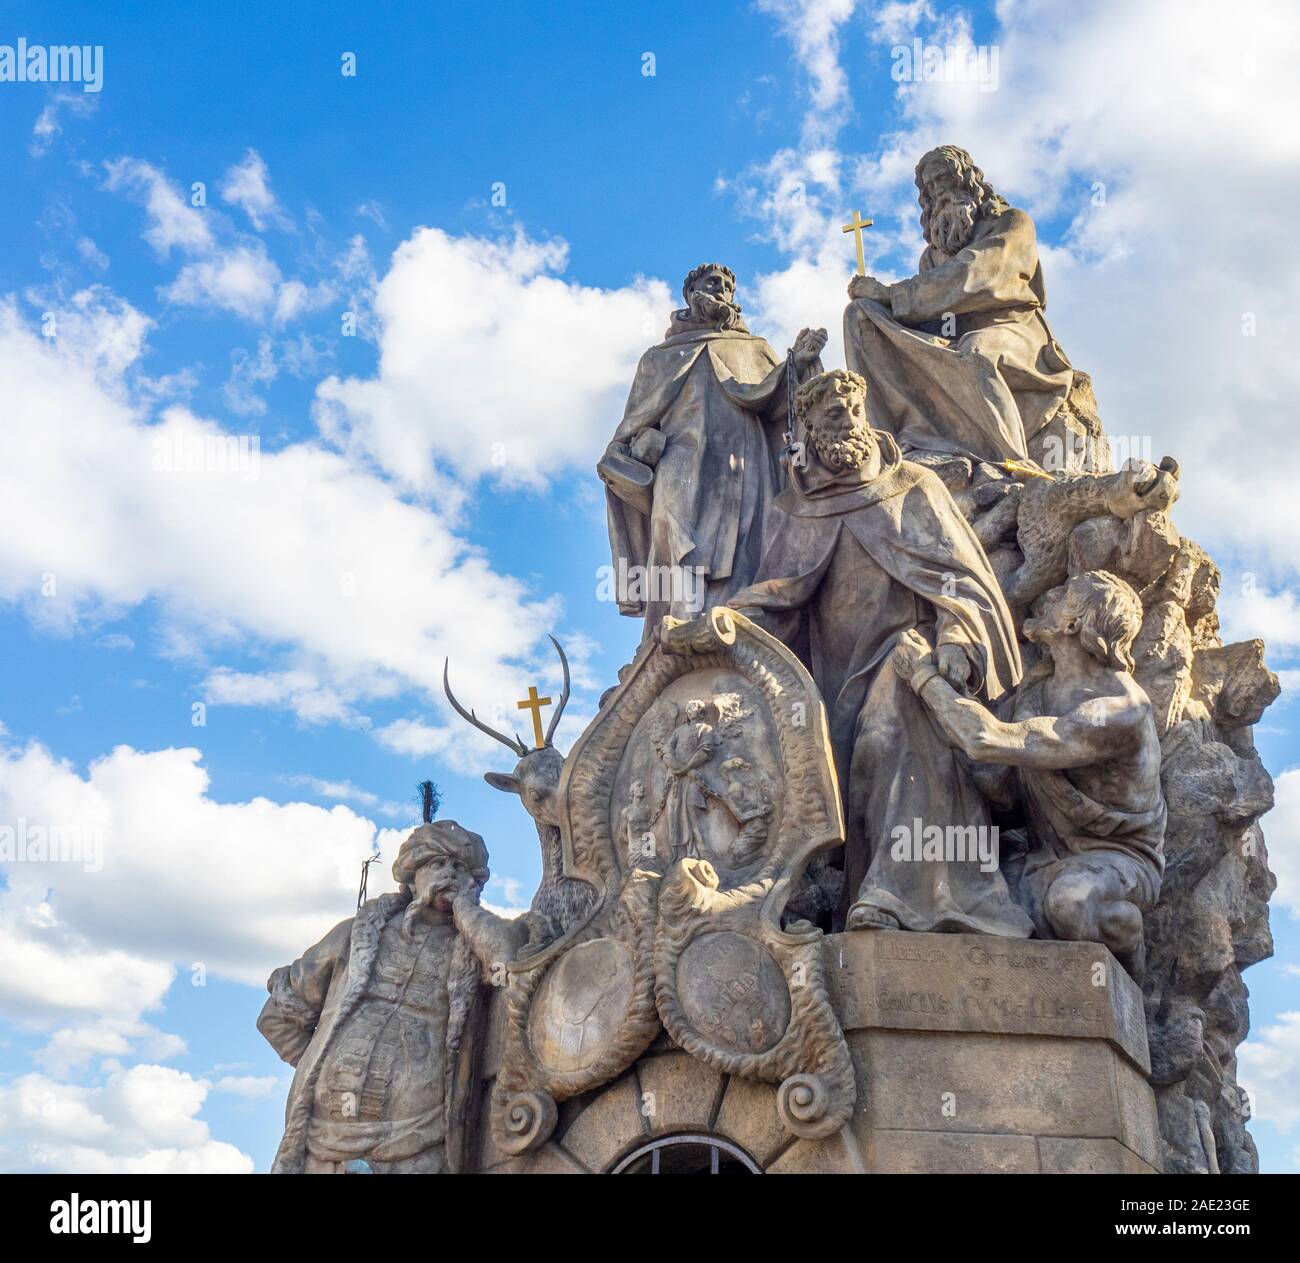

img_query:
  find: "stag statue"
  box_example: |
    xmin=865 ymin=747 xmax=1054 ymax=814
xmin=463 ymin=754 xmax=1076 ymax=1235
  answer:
xmin=443 ymin=636 xmax=596 ymax=959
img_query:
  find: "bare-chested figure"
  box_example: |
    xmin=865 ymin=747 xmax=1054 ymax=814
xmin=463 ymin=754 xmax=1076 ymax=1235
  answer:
xmin=892 ymin=570 xmax=1165 ymax=975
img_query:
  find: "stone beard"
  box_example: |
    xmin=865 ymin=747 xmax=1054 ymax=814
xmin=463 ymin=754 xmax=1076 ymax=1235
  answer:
xmin=843 ymin=145 xmax=1073 ymax=466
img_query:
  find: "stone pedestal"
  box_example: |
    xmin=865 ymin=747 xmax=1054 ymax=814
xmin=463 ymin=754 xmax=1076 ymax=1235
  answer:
xmin=472 ymin=930 xmax=1161 ymax=1174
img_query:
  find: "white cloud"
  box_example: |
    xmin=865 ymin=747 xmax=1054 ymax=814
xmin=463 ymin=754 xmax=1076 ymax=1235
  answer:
xmin=742 ymin=0 xmax=1300 ymax=579
xmin=34 ymin=284 xmax=153 ymax=383
xmin=1240 ymin=1011 xmax=1300 ymax=1132
xmin=76 ymin=236 xmax=109 ymax=272
xmin=213 ymin=1075 xmax=280 ymax=1099
xmin=357 ymin=200 xmax=388 ymax=230
xmin=103 ymin=157 xmax=214 ymax=258
xmin=313 ymin=225 xmax=670 ymax=494
xmin=373 ymin=718 xmax=455 ymax=759
xmin=104 ymin=155 xmax=327 ymax=326
xmin=273 ymin=277 xmax=335 ymax=325
xmin=756 ymin=0 xmax=857 ymax=144
xmin=282 ymin=774 xmax=409 ymax=822
xmin=1260 ymin=768 xmax=1300 ymax=918
xmin=30 ymin=92 xmax=98 ymax=158
xmin=0 ymin=289 xmax=574 ymax=751
xmin=34 ymin=1020 xmax=185 ymax=1078
xmin=219 ymin=149 xmax=288 ymax=232
xmin=0 ymin=1066 xmax=253 ymax=1174
xmin=202 ymin=668 xmax=366 ymax=726
xmin=1220 ymin=586 xmax=1300 ymax=657
xmin=221 ymin=335 xmax=278 ymax=416
xmin=162 ymin=241 xmax=283 ymax=322
xmin=0 ymin=731 xmax=398 ymax=995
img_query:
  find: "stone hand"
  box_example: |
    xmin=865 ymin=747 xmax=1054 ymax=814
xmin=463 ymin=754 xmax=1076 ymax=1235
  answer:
xmin=449 ymin=872 xmax=480 ymax=906
xmin=848 ymin=274 xmax=891 ymax=304
xmin=936 ymin=643 xmax=973 ymax=692
xmin=891 ymin=628 xmax=934 ymax=680
xmin=792 ymin=326 xmax=828 ymax=367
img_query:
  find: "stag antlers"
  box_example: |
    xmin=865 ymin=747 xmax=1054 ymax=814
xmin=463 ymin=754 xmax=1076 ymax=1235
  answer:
xmin=443 ymin=635 xmax=571 ymax=752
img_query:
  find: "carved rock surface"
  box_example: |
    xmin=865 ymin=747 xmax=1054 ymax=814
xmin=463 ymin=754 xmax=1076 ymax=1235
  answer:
xmin=947 ymin=375 xmax=1278 ymax=1175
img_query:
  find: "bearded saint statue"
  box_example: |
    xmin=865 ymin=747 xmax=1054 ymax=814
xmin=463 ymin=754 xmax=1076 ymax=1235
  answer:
xmin=730 ymin=369 xmax=1032 ymax=938
xmin=599 ymin=262 xmax=827 ymax=635
xmin=843 ymin=145 xmax=1073 ymax=467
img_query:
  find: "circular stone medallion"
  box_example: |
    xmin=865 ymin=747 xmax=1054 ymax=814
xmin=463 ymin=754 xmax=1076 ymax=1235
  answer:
xmin=529 ymin=938 xmax=635 ymax=1075
xmin=676 ymin=931 xmax=790 ymax=1054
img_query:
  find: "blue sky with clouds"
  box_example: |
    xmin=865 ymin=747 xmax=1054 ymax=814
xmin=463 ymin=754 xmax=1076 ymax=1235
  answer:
xmin=1 ymin=0 xmax=1297 ymax=1173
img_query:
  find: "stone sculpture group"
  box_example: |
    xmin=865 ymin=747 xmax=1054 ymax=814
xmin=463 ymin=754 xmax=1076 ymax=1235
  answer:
xmin=260 ymin=146 xmax=1279 ymax=1176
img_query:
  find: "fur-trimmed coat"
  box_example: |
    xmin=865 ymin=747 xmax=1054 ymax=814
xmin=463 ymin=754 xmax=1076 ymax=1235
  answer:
xmin=257 ymin=894 xmax=483 ymax=1174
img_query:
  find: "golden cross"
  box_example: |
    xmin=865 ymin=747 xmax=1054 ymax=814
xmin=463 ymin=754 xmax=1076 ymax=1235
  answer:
xmin=516 ymin=685 xmax=553 ymax=748
xmin=842 ymin=210 xmax=874 ymax=276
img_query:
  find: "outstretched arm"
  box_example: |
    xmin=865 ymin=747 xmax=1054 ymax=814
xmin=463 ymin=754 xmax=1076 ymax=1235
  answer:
xmin=892 ymin=629 xmax=1139 ymax=770
xmin=919 ymin=681 xmax=1138 ymax=770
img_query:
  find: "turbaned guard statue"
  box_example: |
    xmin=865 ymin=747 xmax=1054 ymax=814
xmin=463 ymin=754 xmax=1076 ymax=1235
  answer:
xmin=257 ymin=821 xmax=493 ymax=1174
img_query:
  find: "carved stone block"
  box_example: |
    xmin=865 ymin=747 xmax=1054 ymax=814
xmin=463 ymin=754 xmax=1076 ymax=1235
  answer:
xmin=825 ymin=929 xmax=1150 ymax=1072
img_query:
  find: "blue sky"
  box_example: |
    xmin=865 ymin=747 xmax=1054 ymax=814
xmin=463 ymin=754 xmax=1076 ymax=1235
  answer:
xmin=1 ymin=0 xmax=1297 ymax=1173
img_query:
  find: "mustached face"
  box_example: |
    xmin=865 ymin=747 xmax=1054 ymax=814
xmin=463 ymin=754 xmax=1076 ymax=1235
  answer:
xmin=807 ymin=391 xmax=876 ymax=472
xmin=687 ymin=289 xmax=740 ymax=330
xmin=409 ymin=853 xmax=472 ymax=916
xmin=688 ymin=267 xmax=734 ymax=305
xmin=918 ymin=160 xmax=978 ymax=254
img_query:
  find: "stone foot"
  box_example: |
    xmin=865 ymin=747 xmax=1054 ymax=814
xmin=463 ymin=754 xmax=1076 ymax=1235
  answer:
xmin=846 ymin=902 xmax=900 ymax=931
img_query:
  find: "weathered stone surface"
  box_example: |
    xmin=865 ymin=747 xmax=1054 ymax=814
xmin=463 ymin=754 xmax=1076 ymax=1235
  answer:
xmin=635 ymin=1052 xmax=724 ymax=1137
xmin=1145 ymin=720 xmax=1276 ymax=1174
xmin=557 ymin=1073 xmax=648 ymax=1173
xmin=1191 ymin=640 xmax=1281 ymax=729
xmin=844 ymin=146 xmax=1072 ymax=469
xmin=851 ymin=1030 xmax=1119 ymax=1138
xmin=676 ymin=931 xmax=790 ymax=1053
xmin=1114 ymin=1055 xmax=1163 ymax=1169
xmin=766 ymin=1126 xmax=865 ymax=1174
xmin=712 ymin=1074 xmax=790 ymax=1169
xmin=492 ymin=1142 xmax=590 ymax=1175
xmin=1004 ymin=461 xmax=1180 ymax=606
xmin=599 ymin=262 xmax=825 ymax=633
xmin=826 ymin=930 xmax=1149 ymax=1072
xmin=1038 ymin=1136 xmax=1155 ymax=1175
xmin=445 ymin=638 xmax=597 ymax=961
xmin=1028 ymin=372 xmax=1110 ymax=475
xmin=529 ymin=938 xmax=638 ymax=1075
xmin=868 ymin=1130 xmax=1040 ymax=1174
xmin=1133 ymin=599 xmax=1194 ymax=735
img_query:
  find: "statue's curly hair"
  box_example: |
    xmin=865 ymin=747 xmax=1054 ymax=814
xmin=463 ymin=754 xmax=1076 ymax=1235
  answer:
xmin=916 ymin=145 xmax=1009 ymax=227
xmin=681 ymin=262 xmax=737 ymax=303
xmin=794 ymin=368 xmax=867 ymax=425
xmin=1068 ymin=570 xmax=1143 ymax=672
